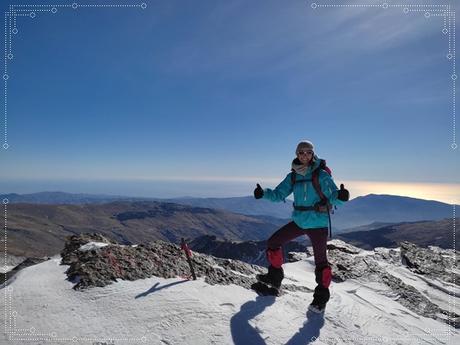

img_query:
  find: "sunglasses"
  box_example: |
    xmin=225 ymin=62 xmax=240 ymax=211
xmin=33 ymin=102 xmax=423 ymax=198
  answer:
xmin=297 ymin=150 xmax=314 ymax=155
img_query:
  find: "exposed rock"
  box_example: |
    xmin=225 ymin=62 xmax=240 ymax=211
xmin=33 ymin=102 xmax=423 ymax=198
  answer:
xmin=61 ymin=233 xmax=311 ymax=294
xmin=288 ymin=252 xmax=310 ymax=262
xmin=380 ymin=273 xmax=440 ymax=319
xmin=373 ymin=247 xmax=401 ymax=265
xmin=327 ymin=239 xmax=362 ymax=254
xmin=61 ymin=233 xmax=115 ymax=265
xmin=400 ymin=241 xmax=459 ymax=285
xmin=327 ymin=250 xmax=376 ymax=282
xmin=322 ymin=240 xmax=459 ymax=327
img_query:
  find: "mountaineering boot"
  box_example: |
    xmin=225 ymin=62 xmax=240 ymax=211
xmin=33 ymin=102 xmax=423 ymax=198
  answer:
xmin=308 ymin=285 xmax=329 ymax=313
xmin=256 ymin=265 xmax=284 ymax=289
xmin=252 ymin=247 xmax=284 ymax=295
xmin=308 ymin=264 xmax=332 ymax=313
xmin=251 ymin=281 xmax=280 ymax=296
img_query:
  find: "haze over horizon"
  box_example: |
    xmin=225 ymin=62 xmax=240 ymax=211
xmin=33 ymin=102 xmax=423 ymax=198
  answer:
xmin=1 ymin=178 xmax=459 ymax=204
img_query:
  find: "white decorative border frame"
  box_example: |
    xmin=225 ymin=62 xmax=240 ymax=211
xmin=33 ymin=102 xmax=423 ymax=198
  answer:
xmin=2 ymin=2 xmax=150 ymax=343
xmin=1 ymin=1 xmax=458 ymax=344
xmin=311 ymin=2 xmax=456 ymax=343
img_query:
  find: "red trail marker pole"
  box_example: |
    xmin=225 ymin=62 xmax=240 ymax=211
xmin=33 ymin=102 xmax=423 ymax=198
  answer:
xmin=181 ymin=238 xmax=197 ymax=280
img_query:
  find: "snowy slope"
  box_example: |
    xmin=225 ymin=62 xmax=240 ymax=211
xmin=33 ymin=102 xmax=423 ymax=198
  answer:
xmin=1 ymin=256 xmax=458 ymax=345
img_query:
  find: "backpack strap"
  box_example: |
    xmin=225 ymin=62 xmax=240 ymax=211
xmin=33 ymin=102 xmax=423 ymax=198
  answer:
xmin=290 ymin=169 xmax=296 ymax=185
xmin=312 ymin=160 xmax=330 ymax=202
xmin=311 ymin=168 xmax=327 ymax=202
xmin=312 ymin=161 xmax=333 ymax=240
xmin=312 ymin=169 xmax=327 ymax=202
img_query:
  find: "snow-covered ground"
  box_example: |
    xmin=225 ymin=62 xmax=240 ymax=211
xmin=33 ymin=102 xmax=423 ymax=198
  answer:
xmin=1 ymin=256 xmax=458 ymax=345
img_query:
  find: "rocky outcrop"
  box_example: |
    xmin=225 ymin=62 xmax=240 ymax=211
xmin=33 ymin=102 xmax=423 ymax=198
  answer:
xmin=60 ymin=234 xmax=458 ymax=328
xmin=60 ymin=233 xmax=115 ymax=265
xmin=61 ymin=233 xmax=311 ymax=293
xmin=400 ymin=241 xmax=458 ymax=284
xmin=323 ymin=239 xmax=459 ymax=328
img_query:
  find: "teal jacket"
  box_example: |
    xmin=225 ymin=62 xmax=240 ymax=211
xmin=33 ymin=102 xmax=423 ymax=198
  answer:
xmin=263 ymin=158 xmax=344 ymax=229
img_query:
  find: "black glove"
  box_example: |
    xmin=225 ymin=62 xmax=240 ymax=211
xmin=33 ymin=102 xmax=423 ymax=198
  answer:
xmin=254 ymin=183 xmax=264 ymax=199
xmin=337 ymin=184 xmax=349 ymax=202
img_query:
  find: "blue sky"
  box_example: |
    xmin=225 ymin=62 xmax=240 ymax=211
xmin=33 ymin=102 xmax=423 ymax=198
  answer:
xmin=0 ymin=0 xmax=459 ymax=201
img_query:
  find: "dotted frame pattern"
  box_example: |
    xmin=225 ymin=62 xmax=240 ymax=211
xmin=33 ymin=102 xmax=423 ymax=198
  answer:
xmin=1 ymin=1 xmax=458 ymax=344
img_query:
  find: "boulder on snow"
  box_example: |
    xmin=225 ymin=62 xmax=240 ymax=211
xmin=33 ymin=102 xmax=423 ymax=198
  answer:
xmin=400 ymin=241 xmax=459 ymax=285
xmin=61 ymin=233 xmax=314 ymax=294
xmin=327 ymin=239 xmax=362 ymax=254
xmin=61 ymin=233 xmax=267 ymax=290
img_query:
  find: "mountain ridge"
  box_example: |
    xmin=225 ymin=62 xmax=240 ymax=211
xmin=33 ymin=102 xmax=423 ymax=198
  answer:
xmin=1 ymin=191 xmax=456 ymax=231
xmin=5 ymin=200 xmax=284 ymax=258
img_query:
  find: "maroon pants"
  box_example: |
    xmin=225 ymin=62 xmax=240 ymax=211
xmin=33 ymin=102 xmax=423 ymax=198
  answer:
xmin=267 ymin=221 xmax=329 ymax=267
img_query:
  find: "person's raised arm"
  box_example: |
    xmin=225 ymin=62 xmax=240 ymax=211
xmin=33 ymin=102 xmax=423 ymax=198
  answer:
xmin=255 ymin=174 xmax=293 ymax=202
xmin=319 ymin=171 xmax=349 ymax=206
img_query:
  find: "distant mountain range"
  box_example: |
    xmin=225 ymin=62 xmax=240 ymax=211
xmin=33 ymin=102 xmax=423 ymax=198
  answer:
xmin=0 ymin=191 xmax=141 ymax=204
xmin=3 ymin=191 xmax=458 ymax=267
xmin=163 ymin=195 xmax=292 ymax=219
xmin=0 ymin=191 xmax=292 ymax=218
xmin=2 ymin=191 xmax=456 ymax=231
xmin=332 ymin=194 xmax=456 ymax=229
xmin=5 ymin=201 xmax=285 ymax=258
xmin=169 ymin=194 xmax=457 ymax=231
xmin=337 ymin=218 xmax=459 ymax=251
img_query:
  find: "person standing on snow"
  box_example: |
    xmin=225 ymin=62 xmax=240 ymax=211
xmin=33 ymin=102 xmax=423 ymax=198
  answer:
xmin=253 ymin=140 xmax=349 ymax=313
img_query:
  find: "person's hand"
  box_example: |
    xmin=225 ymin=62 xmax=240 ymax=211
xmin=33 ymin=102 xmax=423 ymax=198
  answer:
xmin=254 ymin=183 xmax=264 ymax=199
xmin=337 ymin=184 xmax=349 ymax=201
